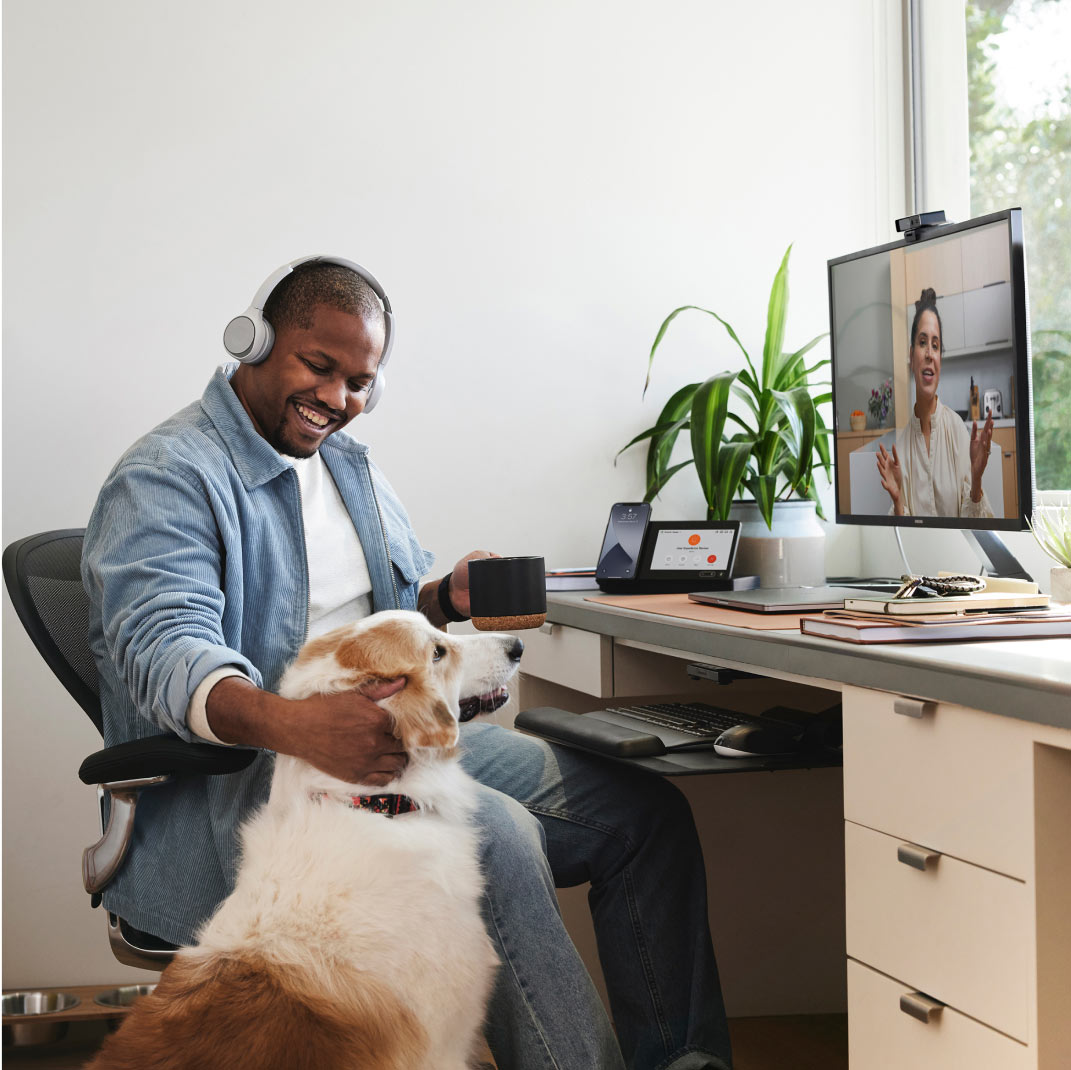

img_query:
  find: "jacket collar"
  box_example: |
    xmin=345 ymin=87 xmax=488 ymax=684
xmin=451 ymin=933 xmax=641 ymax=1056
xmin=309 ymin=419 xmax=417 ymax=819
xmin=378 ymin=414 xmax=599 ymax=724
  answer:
xmin=200 ymin=365 xmax=368 ymax=489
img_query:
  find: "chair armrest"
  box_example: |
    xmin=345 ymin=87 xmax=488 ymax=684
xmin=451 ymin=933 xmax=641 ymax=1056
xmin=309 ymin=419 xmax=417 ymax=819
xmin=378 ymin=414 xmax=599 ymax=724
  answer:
xmin=79 ymin=736 xmax=257 ymax=784
xmin=80 ymin=736 xmax=258 ymax=896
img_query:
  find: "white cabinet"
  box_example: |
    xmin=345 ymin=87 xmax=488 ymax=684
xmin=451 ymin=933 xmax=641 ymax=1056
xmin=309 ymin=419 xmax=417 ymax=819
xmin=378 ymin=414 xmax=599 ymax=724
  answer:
xmin=963 ymin=281 xmax=1013 ymax=350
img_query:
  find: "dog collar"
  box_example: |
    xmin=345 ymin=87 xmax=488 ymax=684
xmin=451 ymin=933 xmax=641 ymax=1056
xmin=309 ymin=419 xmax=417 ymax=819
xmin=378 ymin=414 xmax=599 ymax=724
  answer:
xmin=310 ymin=791 xmax=420 ymax=817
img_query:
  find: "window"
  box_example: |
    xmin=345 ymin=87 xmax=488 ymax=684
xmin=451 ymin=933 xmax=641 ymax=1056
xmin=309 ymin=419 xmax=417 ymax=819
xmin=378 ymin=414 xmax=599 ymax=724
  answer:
xmin=967 ymin=0 xmax=1070 ymax=492
xmin=911 ymin=0 xmax=1070 ymax=491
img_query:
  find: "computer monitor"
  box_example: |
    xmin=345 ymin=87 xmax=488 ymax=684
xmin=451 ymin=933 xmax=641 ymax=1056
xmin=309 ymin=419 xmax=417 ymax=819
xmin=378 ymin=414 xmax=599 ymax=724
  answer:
xmin=827 ymin=209 xmax=1035 ymax=557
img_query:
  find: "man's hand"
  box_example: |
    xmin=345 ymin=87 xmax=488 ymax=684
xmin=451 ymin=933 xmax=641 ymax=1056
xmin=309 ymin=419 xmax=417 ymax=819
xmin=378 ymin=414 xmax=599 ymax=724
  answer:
xmin=418 ymin=550 xmax=500 ymax=624
xmin=205 ymin=675 xmax=409 ymax=786
xmin=876 ymin=444 xmax=905 ymax=515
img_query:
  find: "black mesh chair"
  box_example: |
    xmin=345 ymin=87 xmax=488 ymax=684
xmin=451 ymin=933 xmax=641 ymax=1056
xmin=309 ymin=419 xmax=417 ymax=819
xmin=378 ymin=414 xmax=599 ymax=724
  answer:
xmin=2 ymin=529 xmax=256 ymax=970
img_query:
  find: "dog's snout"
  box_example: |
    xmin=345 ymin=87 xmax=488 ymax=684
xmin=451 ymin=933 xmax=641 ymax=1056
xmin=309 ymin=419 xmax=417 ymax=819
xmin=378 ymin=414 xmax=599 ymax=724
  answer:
xmin=508 ymin=637 xmax=524 ymax=662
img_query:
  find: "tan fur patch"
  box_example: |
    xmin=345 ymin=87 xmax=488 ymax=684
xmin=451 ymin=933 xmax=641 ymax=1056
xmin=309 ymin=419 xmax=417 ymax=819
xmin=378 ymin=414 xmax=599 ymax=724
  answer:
xmin=85 ymin=954 xmax=427 ymax=1070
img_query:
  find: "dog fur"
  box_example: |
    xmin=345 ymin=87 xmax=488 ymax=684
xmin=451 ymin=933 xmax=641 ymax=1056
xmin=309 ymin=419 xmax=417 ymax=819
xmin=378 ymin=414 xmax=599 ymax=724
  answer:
xmin=87 ymin=610 xmax=521 ymax=1070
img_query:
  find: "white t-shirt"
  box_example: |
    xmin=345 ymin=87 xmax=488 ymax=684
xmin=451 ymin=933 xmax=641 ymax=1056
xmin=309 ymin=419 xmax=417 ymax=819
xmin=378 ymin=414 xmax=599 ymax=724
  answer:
xmin=188 ymin=451 xmax=374 ymax=742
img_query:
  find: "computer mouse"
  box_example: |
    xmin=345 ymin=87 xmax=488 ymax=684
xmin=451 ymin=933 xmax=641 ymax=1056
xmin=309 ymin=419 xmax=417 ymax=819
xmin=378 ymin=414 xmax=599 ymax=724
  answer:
xmin=713 ymin=722 xmax=800 ymax=758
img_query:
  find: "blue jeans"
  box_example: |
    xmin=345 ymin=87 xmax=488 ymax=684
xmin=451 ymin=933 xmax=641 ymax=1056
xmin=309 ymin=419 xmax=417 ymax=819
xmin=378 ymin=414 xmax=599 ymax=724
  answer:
xmin=459 ymin=722 xmax=732 ymax=1070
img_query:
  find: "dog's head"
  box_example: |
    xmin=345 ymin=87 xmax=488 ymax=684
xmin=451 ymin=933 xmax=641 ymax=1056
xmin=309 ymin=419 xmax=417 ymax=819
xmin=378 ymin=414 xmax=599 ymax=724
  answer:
xmin=278 ymin=610 xmax=523 ymax=754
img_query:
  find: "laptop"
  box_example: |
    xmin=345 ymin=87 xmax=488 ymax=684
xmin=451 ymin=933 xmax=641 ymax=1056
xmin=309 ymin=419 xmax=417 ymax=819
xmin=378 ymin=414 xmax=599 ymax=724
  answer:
xmin=689 ymin=584 xmax=892 ymax=613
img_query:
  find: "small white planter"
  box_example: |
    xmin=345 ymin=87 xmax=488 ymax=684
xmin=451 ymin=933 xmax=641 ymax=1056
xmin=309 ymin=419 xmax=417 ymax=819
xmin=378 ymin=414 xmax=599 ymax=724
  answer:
xmin=1051 ymin=566 xmax=1071 ymax=606
xmin=730 ymin=500 xmax=826 ymax=588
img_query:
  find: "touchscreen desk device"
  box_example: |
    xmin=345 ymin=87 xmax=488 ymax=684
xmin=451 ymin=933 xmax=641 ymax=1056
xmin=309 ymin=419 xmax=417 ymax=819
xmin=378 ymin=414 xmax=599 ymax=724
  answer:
xmin=596 ymin=505 xmax=744 ymax=594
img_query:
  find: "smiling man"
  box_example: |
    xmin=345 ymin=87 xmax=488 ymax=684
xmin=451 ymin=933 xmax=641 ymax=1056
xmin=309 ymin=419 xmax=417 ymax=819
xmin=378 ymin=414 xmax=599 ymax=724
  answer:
xmin=82 ymin=259 xmax=733 ymax=1070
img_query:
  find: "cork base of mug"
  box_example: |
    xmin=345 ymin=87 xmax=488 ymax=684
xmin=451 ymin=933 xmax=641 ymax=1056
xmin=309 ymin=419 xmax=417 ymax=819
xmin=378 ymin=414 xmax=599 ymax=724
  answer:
xmin=471 ymin=613 xmax=547 ymax=631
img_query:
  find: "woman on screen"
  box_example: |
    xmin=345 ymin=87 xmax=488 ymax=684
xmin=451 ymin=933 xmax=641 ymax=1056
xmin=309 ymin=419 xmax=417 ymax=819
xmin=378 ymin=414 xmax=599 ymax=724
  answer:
xmin=876 ymin=288 xmax=995 ymax=518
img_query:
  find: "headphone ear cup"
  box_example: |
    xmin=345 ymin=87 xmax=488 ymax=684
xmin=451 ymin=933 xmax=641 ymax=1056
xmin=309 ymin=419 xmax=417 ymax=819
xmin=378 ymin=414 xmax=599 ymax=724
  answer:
xmin=224 ymin=310 xmax=275 ymax=364
xmin=363 ymin=370 xmax=386 ymax=413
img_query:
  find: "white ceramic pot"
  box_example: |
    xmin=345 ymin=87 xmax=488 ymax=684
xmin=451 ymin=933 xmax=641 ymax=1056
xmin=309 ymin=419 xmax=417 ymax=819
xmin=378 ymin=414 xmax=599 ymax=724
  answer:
xmin=730 ymin=499 xmax=827 ymax=588
xmin=1051 ymin=566 xmax=1071 ymax=606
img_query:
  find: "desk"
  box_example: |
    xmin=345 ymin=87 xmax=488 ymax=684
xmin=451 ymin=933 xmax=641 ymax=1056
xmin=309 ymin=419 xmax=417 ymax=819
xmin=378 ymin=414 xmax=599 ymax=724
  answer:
xmin=512 ymin=593 xmax=1071 ymax=1069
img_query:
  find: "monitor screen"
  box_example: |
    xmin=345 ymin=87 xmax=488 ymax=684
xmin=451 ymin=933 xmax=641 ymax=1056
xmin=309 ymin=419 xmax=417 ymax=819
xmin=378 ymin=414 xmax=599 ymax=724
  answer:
xmin=827 ymin=208 xmax=1035 ymax=532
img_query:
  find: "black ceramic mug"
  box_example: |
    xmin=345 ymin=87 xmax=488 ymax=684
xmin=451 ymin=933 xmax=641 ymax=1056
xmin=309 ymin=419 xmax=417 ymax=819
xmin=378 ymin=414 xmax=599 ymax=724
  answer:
xmin=468 ymin=556 xmax=547 ymax=631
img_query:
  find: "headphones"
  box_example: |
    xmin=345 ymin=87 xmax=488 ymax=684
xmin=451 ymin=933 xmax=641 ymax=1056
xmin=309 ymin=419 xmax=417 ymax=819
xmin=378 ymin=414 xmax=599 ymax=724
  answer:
xmin=223 ymin=255 xmax=395 ymax=413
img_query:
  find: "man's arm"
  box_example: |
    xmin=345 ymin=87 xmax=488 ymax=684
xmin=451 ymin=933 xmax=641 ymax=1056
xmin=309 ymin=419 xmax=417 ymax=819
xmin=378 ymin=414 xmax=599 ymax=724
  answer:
xmin=205 ymin=675 xmax=408 ymax=786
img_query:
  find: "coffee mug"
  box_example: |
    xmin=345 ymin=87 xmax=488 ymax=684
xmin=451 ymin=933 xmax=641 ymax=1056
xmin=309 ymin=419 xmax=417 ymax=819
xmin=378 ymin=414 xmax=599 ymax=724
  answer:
xmin=468 ymin=556 xmax=547 ymax=631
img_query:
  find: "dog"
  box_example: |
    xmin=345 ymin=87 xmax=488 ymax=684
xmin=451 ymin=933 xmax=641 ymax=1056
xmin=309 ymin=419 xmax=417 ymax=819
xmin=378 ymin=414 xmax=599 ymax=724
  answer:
xmin=87 ymin=610 xmax=523 ymax=1070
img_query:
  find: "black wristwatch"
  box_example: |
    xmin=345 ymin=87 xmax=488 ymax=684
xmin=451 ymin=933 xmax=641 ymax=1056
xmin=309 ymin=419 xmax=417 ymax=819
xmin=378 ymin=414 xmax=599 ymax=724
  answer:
xmin=437 ymin=574 xmax=468 ymax=623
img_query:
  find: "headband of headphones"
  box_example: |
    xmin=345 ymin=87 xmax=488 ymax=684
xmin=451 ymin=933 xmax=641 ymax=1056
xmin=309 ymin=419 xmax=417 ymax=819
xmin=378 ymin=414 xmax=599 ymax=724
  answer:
xmin=222 ymin=255 xmax=394 ymax=413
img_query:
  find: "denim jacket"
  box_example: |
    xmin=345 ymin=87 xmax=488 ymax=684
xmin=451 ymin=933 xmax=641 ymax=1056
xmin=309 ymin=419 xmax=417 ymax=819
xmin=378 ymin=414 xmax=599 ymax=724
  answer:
xmin=82 ymin=366 xmax=434 ymax=944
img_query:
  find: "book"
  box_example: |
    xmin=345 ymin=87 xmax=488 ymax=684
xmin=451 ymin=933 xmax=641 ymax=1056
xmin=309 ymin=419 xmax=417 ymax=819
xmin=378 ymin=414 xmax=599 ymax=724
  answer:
xmin=800 ymin=608 xmax=1071 ymax=644
xmin=842 ymin=590 xmax=1051 ymax=616
xmin=545 ymin=567 xmax=599 ymax=591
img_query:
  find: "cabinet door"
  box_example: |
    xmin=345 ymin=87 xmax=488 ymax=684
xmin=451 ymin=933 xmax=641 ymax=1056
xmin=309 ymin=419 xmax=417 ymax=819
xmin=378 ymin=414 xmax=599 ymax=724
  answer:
xmin=848 ymin=960 xmax=1031 ymax=1070
xmin=992 ymin=427 xmax=1019 ymax=519
xmin=935 ymin=292 xmax=964 ymax=352
xmin=963 ymin=282 xmax=1013 ymax=350
xmin=845 ymin=821 xmax=1031 ymax=1041
xmin=961 ymin=223 xmax=1011 ymax=290
xmin=905 ymin=240 xmax=963 ymax=303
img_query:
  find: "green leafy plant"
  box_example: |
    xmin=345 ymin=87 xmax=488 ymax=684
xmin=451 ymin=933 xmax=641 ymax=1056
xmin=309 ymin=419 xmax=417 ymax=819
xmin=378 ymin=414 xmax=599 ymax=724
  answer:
xmin=1028 ymin=501 xmax=1071 ymax=568
xmin=618 ymin=245 xmax=832 ymax=526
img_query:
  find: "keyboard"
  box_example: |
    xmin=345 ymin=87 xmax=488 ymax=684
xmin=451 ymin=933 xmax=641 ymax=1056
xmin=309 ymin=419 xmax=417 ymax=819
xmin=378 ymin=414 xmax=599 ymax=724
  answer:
xmin=602 ymin=701 xmax=764 ymax=738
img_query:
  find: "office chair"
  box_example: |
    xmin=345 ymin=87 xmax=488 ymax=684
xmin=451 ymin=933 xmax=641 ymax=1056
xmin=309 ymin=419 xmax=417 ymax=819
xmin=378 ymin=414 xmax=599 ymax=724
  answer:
xmin=2 ymin=529 xmax=256 ymax=971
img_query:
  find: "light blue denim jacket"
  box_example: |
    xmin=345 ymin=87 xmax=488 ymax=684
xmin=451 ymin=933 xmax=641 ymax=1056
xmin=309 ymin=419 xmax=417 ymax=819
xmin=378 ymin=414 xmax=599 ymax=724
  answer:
xmin=82 ymin=366 xmax=434 ymax=944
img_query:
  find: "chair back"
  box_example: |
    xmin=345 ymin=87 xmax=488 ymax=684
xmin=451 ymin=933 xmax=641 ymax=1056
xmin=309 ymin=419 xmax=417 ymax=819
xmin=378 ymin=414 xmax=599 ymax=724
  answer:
xmin=3 ymin=529 xmax=103 ymax=735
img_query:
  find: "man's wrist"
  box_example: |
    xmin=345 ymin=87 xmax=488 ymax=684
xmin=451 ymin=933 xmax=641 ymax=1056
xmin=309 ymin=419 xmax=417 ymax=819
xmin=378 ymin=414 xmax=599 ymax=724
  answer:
xmin=437 ymin=574 xmax=468 ymax=623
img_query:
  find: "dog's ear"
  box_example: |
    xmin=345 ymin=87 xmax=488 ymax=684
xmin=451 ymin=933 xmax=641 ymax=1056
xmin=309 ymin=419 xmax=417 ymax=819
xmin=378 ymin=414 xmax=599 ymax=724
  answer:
xmin=389 ymin=683 xmax=458 ymax=751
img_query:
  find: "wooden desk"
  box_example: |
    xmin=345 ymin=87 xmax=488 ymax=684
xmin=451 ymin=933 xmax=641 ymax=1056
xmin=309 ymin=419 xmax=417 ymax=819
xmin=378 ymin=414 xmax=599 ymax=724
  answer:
xmin=511 ymin=593 xmax=1071 ymax=1069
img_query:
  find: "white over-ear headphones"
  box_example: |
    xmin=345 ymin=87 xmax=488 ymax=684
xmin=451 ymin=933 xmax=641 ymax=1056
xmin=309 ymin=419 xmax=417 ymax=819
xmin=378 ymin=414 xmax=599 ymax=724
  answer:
xmin=223 ymin=255 xmax=394 ymax=413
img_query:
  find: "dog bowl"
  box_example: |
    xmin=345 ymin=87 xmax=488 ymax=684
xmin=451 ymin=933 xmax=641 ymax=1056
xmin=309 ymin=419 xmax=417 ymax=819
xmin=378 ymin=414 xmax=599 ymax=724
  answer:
xmin=2 ymin=991 xmax=79 ymax=1046
xmin=94 ymin=984 xmax=157 ymax=1009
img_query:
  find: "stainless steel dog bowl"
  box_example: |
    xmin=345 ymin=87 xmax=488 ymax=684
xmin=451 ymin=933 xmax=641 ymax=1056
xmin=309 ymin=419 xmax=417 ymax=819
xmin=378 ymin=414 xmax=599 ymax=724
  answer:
xmin=94 ymin=984 xmax=156 ymax=1008
xmin=2 ymin=991 xmax=80 ymax=1046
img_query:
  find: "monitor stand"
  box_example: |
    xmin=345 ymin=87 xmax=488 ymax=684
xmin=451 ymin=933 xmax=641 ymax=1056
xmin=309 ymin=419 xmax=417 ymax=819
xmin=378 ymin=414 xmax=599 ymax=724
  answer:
xmin=962 ymin=529 xmax=1034 ymax=582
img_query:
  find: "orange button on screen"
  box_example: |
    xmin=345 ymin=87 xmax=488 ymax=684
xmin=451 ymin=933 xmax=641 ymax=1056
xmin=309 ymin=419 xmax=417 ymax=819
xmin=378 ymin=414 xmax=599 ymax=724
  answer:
xmin=688 ymin=534 xmax=702 ymax=546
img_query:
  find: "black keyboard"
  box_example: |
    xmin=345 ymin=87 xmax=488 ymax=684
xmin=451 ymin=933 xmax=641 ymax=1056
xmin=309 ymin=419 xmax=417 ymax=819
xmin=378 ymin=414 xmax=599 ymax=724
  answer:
xmin=603 ymin=701 xmax=763 ymax=738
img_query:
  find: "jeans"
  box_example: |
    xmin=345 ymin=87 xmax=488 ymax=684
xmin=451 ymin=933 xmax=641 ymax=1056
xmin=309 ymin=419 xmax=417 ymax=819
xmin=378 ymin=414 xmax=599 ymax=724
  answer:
xmin=459 ymin=721 xmax=732 ymax=1070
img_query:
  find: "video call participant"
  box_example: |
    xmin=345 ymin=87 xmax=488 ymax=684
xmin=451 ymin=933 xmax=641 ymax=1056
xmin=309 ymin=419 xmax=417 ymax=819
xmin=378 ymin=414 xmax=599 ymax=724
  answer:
xmin=876 ymin=287 xmax=995 ymax=518
xmin=81 ymin=258 xmax=733 ymax=1070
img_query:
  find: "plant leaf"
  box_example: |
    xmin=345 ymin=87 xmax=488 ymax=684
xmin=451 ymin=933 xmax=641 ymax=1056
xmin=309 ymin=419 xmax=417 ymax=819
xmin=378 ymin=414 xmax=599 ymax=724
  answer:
xmin=761 ymin=245 xmax=792 ymax=389
xmin=690 ymin=371 xmax=739 ymax=515
xmin=713 ymin=442 xmax=752 ymax=521
xmin=644 ymin=306 xmax=753 ymax=396
xmin=745 ymin=473 xmax=779 ymax=528
xmin=645 ymin=459 xmax=695 ymax=501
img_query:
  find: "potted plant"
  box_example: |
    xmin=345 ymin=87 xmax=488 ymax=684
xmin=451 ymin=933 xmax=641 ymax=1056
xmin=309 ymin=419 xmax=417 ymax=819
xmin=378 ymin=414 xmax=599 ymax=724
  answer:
xmin=618 ymin=245 xmax=832 ymax=585
xmin=1028 ymin=501 xmax=1071 ymax=604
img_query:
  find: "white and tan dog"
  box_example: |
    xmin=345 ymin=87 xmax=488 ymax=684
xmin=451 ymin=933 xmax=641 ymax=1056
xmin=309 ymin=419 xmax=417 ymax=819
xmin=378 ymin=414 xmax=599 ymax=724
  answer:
xmin=88 ymin=610 xmax=522 ymax=1070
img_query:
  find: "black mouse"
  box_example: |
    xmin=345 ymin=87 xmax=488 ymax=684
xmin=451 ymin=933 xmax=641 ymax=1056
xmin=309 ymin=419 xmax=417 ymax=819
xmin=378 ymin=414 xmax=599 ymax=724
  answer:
xmin=713 ymin=722 xmax=799 ymax=758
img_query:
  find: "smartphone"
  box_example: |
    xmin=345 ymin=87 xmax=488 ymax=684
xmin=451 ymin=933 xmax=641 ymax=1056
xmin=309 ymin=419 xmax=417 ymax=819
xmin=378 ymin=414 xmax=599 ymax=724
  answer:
xmin=595 ymin=502 xmax=652 ymax=580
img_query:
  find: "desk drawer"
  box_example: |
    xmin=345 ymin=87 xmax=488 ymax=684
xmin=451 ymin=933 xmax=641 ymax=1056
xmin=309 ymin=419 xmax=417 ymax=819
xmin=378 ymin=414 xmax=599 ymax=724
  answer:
xmin=845 ymin=821 xmax=1030 ymax=1040
xmin=848 ymin=959 xmax=1031 ymax=1070
xmin=516 ymin=623 xmax=612 ymax=697
xmin=842 ymin=685 xmax=1032 ymax=879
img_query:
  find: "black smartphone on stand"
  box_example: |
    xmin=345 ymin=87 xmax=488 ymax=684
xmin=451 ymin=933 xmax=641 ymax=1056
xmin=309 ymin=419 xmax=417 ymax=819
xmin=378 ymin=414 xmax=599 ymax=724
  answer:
xmin=595 ymin=503 xmax=652 ymax=582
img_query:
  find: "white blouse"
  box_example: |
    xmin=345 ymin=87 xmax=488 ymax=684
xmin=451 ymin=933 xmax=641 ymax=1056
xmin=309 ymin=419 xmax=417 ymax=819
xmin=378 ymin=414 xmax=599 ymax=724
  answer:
xmin=893 ymin=399 xmax=994 ymax=518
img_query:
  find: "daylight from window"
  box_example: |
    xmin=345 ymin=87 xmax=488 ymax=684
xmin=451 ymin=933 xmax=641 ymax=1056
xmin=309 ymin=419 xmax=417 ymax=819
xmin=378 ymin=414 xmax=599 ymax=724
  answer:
xmin=967 ymin=0 xmax=1071 ymax=490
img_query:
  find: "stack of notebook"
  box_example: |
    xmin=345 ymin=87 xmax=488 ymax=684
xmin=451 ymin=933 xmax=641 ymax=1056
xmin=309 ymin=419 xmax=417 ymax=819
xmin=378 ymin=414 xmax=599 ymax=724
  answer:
xmin=799 ymin=577 xmax=1071 ymax=644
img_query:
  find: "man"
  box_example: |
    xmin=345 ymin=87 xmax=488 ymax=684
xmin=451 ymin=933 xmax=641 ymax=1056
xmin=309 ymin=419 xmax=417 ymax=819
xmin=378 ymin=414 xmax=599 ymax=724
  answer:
xmin=83 ymin=258 xmax=732 ymax=1070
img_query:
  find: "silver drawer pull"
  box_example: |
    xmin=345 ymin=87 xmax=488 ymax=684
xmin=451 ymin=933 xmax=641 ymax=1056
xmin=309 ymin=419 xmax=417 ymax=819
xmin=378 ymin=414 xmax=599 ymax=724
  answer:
xmin=900 ymin=991 xmax=944 ymax=1024
xmin=539 ymin=622 xmax=556 ymax=636
xmin=897 ymin=843 xmax=941 ymax=871
xmin=893 ymin=698 xmax=936 ymax=719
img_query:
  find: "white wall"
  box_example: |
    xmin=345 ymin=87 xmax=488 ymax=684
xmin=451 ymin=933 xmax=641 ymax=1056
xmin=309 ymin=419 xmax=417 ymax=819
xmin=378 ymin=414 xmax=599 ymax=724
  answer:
xmin=4 ymin=0 xmax=1045 ymax=990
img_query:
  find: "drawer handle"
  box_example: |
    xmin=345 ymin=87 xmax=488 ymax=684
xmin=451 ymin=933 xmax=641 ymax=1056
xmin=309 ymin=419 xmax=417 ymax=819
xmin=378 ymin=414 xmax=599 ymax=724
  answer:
xmin=893 ymin=698 xmax=936 ymax=719
xmin=900 ymin=991 xmax=944 ymax=1024
xmin=538 ymin=623 xmax=556 ymax=636
xmin=897 ymin=843 xmax=941 ymax=871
